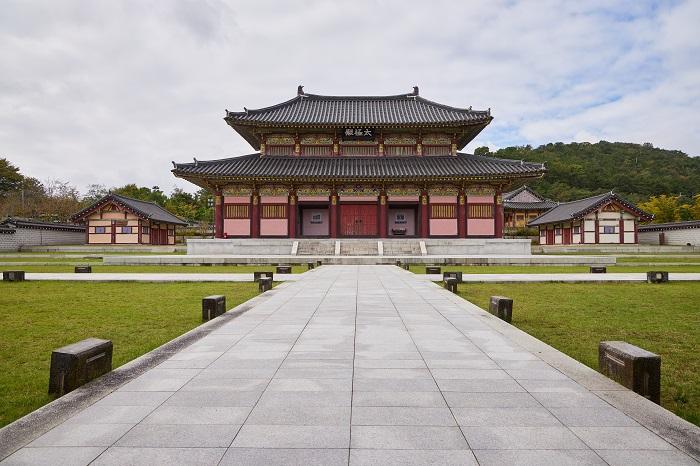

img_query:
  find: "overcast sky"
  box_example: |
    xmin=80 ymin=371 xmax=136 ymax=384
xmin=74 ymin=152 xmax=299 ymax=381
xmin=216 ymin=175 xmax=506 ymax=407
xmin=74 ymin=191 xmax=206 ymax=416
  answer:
xmin=1 ymin=0 xmax=698 ymax=195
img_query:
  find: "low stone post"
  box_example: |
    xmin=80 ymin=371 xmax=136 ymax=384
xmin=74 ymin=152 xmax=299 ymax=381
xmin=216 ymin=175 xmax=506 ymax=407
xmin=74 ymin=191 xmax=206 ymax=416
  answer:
xmin=426 ymin=266 xmax=441 ymax=274
xmin=307 ymin=262 xmax=315 ymax=270
xmin=443 ymin=271 xmax=463 ymax=283
xmin=396 ymin=260 xmax=402 ymax=267
xmin=444 ymin=277 xmax=458 ymax=293
xmin=75 ymin=265 xmax=92 ymax=273
xmin=599 ymin=341 xmax=661 ymax=404
xmin=202 ymin=295 xmax=226 ymax=321
xmin=276 ymin=265 xmax=292 ymax=274
xmin=49 ymin=338 xmax=113 ymax=397
xmin=316 ymin=260 xmax=323 ymax=267
xmin=488 ymin=296 xmax=513 ymax=323
xmin=253 ymin=271 xmax=273 ymax=282
xmin=2 ymin=270 xmax=25 ymax=282
xmin=647 ymin=271 xmax=668 ymax=283
xmin=589 ymin=266 xmax=606 ymax=274
xmin=259 ymin=276 xmax=273 ymax=292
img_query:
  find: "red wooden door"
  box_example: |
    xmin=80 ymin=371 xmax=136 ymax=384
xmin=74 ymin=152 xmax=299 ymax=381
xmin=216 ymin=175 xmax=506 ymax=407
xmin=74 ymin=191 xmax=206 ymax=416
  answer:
xmin=563 ymin=228 xmax=572 ymax=244
xmin=546 ymin=229 xmax=555 ymax=245
xmin=340 ymin=205 xmax=377 ymax=236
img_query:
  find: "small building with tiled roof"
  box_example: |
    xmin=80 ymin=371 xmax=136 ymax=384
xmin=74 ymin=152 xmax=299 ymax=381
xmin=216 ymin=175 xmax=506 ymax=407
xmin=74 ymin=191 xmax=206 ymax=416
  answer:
xmin=173 ymin=86 xmax=546 ymax=239
xmin=71 ymin=194 xmax=186 ymax=245
xmin=638 ymin=220 xmax=700 ymax=246
xmin=0 ymin=217 xmax=85 ymax=251
xmin=502 ymin=185 xmax=557 ymax=229
xmin=528 ymin=192 xmax=653 ymax=245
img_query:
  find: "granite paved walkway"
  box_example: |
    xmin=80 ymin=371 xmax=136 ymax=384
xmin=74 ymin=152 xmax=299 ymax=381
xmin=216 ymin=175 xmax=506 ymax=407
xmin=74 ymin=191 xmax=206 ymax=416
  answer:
xmin=3 ymin=266 xmax=697 ymax=465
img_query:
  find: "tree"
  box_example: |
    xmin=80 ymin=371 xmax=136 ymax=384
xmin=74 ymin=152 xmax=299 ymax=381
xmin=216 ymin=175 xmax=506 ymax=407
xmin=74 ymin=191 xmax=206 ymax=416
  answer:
xmin=82 ymin=184 xmax=109 ymax=206
xmin=474 ymin=146 xmax=490 ymax=156
xmin=0 ymin=158 xmax=24 ymax=198
xmin=638 ymin=195 xmax=681 ymax=223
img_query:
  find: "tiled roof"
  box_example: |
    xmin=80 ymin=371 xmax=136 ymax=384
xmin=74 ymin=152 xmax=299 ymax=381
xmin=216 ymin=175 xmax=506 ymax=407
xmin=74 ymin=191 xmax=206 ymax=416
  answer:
xmin=0 ymin=217 xmax=85 ymax=232
xmin=527 ymin=192 xmax=652 ymax=226
xmin=172 ymin=153 xmax=546 ymax=183
xmin=71 ymin=194 xmax=187 ymax=225
xmin=503 ymin=185 xmax=556 ymax=211
xmin=638 ymin=220 xmax=700 ymax=232
xmin=225 ymin=88 xmax=491 ymax=126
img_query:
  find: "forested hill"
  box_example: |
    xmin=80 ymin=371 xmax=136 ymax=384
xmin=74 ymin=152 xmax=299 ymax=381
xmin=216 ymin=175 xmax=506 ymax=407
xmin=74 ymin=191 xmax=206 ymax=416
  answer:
xmin=489 ymin=142 xmax=700 ymax=204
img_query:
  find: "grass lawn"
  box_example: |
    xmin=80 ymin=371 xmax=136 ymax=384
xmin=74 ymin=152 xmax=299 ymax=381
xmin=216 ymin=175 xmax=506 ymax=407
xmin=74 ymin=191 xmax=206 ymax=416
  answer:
xmin=409 ymin=264 xmax=700 ymax=274
xmin=616 ymin=256 xmax=700 ymax=263
xmin=457 ymin=282 xmax=700 ymax=426
xmin=0 ymin=264 xmax=307 ymax=274
xmin=0 ymin=281 xmax=261 ymax=428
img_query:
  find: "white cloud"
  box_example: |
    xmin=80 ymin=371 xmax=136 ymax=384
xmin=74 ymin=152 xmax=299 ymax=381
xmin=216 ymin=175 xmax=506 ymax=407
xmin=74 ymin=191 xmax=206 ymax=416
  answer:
xmin=0 ymin=0 xmax=697 ymax=194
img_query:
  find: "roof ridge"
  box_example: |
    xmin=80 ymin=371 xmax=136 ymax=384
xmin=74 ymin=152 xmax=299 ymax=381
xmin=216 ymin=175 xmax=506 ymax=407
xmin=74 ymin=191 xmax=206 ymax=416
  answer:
xmin=111 ymin=192 xmax=164 ymax=208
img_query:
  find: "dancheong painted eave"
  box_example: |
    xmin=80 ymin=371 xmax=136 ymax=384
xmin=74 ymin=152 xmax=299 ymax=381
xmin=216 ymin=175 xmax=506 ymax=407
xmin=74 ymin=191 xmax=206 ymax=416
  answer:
xmin=224 ymin=86 xmax=493 ymax=150
xmin=171 ymin=153 xmax=546 ymax=189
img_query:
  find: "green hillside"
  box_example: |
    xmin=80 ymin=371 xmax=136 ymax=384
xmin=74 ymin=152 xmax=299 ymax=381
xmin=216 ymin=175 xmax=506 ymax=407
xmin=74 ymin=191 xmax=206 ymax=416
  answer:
xmin=490 ymin=142 xmax=700 ymax=204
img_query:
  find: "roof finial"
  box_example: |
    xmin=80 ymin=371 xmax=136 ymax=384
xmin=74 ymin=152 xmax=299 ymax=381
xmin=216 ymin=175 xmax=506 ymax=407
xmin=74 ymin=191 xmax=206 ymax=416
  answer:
xmin=193 ymin=157 xmax=198 ymax=166
xmin=243 ymin=107 xmax=248 ymax=114
xmin=412 ymin=86 xmax=419 ymax=96
xmin=171 ymin=161 xmax=176 ymax=168
xmin=297 ymin=84 xmax=305 ymax=96
xmin=225 ymin=109 xmax=229 ymax=116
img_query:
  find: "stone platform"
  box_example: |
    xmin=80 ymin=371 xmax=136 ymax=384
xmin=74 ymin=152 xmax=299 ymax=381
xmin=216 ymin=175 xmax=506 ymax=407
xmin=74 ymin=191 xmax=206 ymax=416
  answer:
xmin=2 ymin=266 xmax=697 ymax=465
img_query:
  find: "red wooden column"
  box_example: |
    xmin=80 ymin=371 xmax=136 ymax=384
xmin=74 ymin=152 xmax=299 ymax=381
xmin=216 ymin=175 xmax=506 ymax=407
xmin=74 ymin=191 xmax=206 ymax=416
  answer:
xmin=634 ymin=220 xmax=639 ymax=244
xmin=457 ymin=191 xmax=466 ymax=238
xmin=594 ymin=213 xmax=600 ymax=244
xmin=288 ymin=193 xmax=297 ymax=238
xmin=494 ymin=191 xmax=504 ymax=238
xmin=251 ymin=192 xmax=260 ymax=238
xmin=379 ymin=192 xmax=388 ymax=238
xmin=214 ymin=191 xmax=224 ymax=238
xmin=420 ymin=191 xmax=429 ymax=238
xmin=330 ymin=192 xmax=338 ymax=238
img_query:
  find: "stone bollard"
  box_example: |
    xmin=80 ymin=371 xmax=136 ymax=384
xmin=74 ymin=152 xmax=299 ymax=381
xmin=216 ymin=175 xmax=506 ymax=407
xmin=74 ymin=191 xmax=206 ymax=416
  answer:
xmin=426 ymin=266 xmax=441 ymax=274
xmin=75 ymin=265 xmax=92 ymax=273
xmin=259 ymin=276 xmax=273 ymax=292
xmin=2 ymin=270 xmax=25 ymax=282
xmin=444 ymin=277 xmax=458 ymax=293
xmin=443 ymin=271 xmax=463 ymax=283
xmin=253 ymin=271 xmax=273 ymax=283
xmin=276 ymin=265 xmax=292 ymax=274
xmin=599 ymin=341 xmax=661 ymax=404
xmin=647 ymin=271 xmax=668 ymax=283
xmin=49 ymin=338 xmax=113 ymax=397
xmin=202 ymin=295 xmax=226 ymax=321
xmin=589 ymin=266 xmax=606 ymax=274
xmin=488 ymin=296 xmax=513 ymax=323
xmin=307 ymin=262 xmax=315 ymax=270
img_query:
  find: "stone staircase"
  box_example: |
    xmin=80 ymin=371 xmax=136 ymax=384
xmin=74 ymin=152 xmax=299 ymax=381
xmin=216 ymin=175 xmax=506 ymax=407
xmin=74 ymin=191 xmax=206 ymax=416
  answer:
xmin=382 ymin=240 xmax=422 ymax=256
xmin=296 ymin=240 xmax=335 ymax=256
xmin=340 ymin=240 xmax=378 ymax=256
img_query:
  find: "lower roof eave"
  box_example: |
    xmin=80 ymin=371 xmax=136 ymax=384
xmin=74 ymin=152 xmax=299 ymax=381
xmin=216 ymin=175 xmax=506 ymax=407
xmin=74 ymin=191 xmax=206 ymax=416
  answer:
xmin=173 ymin=172 xmax=545 ymax=189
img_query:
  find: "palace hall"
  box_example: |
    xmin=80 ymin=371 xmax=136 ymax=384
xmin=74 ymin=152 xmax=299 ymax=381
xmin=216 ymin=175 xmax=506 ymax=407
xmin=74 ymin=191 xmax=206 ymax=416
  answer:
xmin=172 ymin=87 xmax=546 ymax=239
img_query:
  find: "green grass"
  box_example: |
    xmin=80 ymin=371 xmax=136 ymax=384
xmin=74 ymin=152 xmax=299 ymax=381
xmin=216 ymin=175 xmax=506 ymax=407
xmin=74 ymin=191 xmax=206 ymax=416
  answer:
xmin=456 ymin=282 xmax=700 ymax=426
xmin=0 ymin=265 xmax=307 ymax=274
xmin=0 ymin=281 xmax=261 ymax=427
xmin=409 ymin=265 xmax=700 ymax=273
xmin=616 ymin=256 xmax=700 ymax=263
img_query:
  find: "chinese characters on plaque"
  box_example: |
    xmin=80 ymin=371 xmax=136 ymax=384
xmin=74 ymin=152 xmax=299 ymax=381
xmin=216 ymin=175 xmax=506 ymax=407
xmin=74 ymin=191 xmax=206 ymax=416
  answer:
xmin=341 ymin=127 xmax=375 ymax=141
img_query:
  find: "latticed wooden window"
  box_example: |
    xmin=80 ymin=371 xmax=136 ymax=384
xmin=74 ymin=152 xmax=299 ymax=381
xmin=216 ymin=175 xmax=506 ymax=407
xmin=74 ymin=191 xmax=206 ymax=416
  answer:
xmin=423 ymin=145 xmax=451 ymax=156
xmin=266 ymin=145 xmax=294 ymax=156
xmin=384 ymin=145 xmax=416 ymax=156
xmin=225 ymin=204 xmax=249 ymax=219
xmin=341 ymin=145 xmax=378 ymax=156
xmin=468 ymin=204 xmax=493 ymax=219
xmin=301 ymin=145 xmax=333 ymax=156
xmin=261 ymin=204 xmax=288 ymax=219
xmin=430 ymin=204 xmax=456 ymax=219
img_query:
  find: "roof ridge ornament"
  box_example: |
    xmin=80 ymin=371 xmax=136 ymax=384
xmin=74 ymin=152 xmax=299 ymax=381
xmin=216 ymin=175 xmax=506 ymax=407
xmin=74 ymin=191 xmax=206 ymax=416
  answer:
xmin=412 ymin=86 xmax=419 ymax=96
xmin=298 ymin=84 xmax=305 ymax=96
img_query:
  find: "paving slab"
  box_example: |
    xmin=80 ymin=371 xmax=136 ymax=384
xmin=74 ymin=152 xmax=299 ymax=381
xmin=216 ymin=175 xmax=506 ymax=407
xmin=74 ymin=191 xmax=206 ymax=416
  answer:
xmin=2 ymin=265 xmax=698 ymax=465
